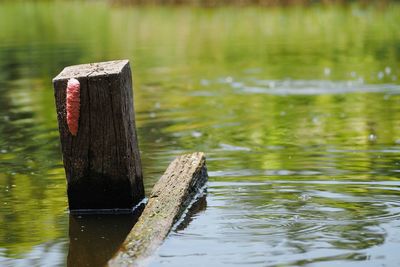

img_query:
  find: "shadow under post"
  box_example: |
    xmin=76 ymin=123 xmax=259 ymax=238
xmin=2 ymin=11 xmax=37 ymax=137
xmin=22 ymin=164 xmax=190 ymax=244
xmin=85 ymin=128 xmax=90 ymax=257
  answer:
xmin=67 ymin=205 xmax=144 ymax=267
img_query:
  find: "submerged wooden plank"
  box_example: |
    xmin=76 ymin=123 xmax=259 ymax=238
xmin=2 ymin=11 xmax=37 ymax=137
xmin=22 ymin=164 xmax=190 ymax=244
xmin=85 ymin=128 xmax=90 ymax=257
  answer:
xmin=108 ymin=152 xmax=208 ymax=266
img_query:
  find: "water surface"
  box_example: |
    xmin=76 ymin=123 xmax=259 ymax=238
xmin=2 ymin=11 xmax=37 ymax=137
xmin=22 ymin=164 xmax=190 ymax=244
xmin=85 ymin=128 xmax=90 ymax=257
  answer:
xmin=0 ymin=2 xmax=400 ymax=266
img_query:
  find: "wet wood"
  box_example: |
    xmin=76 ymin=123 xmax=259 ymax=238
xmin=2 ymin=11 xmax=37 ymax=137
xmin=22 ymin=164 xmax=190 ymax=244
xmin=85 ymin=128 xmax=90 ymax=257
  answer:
xmin=53 ymin=60 xmax=144 ymax=211
xmin=109 ymin=152 xmax=208 ymax=267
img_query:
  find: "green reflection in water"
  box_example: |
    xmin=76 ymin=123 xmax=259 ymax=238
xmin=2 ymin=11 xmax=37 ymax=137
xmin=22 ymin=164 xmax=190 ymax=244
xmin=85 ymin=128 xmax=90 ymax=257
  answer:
xmin=0 ymin=1 xmax=399 ymax=266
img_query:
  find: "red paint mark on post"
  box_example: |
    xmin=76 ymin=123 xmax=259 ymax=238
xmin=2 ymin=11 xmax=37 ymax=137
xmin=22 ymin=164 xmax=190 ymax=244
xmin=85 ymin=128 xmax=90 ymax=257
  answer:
xmin=66 ymin=78 xmax=80 ymax=136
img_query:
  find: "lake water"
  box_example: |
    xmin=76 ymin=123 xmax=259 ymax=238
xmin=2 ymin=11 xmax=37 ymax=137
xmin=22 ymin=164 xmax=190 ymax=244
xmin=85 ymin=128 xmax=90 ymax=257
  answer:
xmin=0 ymin=2 xmax=400 ymax=266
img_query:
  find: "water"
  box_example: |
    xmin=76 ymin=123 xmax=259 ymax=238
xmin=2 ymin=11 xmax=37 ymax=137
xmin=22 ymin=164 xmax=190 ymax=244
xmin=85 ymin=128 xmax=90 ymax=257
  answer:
xmin=0 ymin=1 xmax=400 ymax=266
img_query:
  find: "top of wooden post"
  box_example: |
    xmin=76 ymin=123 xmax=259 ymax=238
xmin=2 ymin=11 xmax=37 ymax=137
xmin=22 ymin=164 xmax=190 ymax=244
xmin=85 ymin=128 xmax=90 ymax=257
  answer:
xmin=53 ymin=59 xmax=130 ymax=81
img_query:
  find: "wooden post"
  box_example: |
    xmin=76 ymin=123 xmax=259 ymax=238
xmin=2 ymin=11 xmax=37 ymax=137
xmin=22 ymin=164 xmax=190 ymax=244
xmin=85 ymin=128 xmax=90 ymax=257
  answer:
xmin=109 ymin=152 xmax=208 ymax=267
xmin=53 ymin=60 xmax=144 ymax=211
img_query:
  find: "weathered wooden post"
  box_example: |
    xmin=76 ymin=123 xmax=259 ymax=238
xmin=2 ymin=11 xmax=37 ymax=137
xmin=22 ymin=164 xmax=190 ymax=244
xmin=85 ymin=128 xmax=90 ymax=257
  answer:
xmin=53 ymin=60 xmax=144 ymax=211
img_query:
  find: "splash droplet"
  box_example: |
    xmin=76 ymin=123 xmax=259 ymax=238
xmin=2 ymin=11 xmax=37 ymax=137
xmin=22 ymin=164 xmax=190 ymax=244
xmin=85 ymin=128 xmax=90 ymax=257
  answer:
xmin=324 ymin=67 xmax=331 ymax=76
xmin=299 ymin=194 xmax=311 ymax=201
xmin=368 ymin=134 xmax=377 ymax=142
xmin=191 ymin=131 xmax=202 ymax=138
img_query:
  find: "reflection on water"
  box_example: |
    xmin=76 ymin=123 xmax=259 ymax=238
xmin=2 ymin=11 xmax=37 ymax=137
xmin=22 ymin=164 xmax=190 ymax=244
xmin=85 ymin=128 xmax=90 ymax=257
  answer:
xmin=68 ymin=210 xmax=143 ymax=267
xmin=0 ymin=1 xmax=400 ymax=267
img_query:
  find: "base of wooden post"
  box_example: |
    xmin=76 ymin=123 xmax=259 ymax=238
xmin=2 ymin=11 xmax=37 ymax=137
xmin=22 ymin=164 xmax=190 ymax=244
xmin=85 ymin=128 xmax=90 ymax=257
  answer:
xmin=108 ymin=152 xmax=208 ymax=267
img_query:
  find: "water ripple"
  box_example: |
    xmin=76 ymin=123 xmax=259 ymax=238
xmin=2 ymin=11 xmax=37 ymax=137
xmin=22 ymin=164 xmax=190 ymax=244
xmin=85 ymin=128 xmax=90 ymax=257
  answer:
xmin=227 ymin=79 xmax=400 ymax=95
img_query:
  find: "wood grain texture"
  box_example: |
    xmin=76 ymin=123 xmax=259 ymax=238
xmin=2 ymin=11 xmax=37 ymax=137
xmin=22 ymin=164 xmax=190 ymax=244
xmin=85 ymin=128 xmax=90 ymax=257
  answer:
xmin=109 ymin=152 xmax=208 ymax=267
xmin=53 ymin=60 xmax=144 ymax=210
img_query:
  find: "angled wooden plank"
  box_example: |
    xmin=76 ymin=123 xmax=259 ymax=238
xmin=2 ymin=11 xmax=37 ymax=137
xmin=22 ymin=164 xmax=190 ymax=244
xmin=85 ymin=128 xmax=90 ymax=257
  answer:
xmin=109 ymin=152 xmax=208 ymax=266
